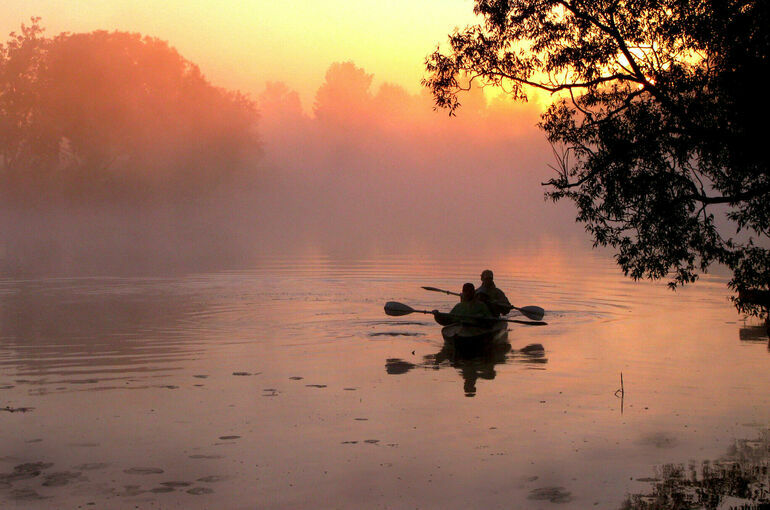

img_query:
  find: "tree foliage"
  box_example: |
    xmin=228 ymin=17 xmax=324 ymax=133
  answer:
xmin=424 ymin=0 xmax=770 ymax=317
xmin=0 ymin=18 xmax=259 ymax=201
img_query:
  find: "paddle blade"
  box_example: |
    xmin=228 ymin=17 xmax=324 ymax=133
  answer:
xmin=516 ymin=305 xmax=545 ymax=321
xmin=510 ymin=319 xmax=548 ymax=326
xmin=422 ymin=286 xmax=460 ymax=296
xmin=384 ymin=301 xmax=415 ymax=316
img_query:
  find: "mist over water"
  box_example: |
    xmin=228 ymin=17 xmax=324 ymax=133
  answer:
xmin=1 ymin=61 xmax=586 ymax=276
xmin=254 ymin=63 xmax=582 ymax=251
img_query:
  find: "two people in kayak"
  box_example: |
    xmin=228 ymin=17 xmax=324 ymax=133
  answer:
xmin=435 ymin=270 xmax=513 ymax=324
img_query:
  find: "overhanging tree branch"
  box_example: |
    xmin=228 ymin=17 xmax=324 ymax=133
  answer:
xmin=425 ymin=0 xmax=770 ymax=319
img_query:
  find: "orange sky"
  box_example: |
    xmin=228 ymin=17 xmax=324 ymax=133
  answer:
xmin=1 ymin=1 xmax=485 ymax=110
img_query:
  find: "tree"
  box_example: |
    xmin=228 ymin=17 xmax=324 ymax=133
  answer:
xmin=0 ymin=18 xmax=259 ymax=201
xmin=424 ymin=0 xmax=770 ymax=318
xmin=314 ymin=61 xmax=376 ymax=127
xmin=0 ymin=18 xmax=53 ymax=182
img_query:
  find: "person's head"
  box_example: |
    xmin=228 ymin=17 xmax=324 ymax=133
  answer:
xmin=480 ymin=269 xmax=494 ymax=285
xmin=461 ymin=282 xmax=475 ymax=302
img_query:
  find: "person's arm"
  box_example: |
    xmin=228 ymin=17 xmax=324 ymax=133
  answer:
xmin=475 ymin=301 xmax=493 ymax=318
xmin=493 ymin=289 xmax=513 ymax=314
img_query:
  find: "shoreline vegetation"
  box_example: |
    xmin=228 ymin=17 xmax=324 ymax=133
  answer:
xmin=0 ymin=18 xmax=262 ymax=275
xmin=621 ymin=429 xmax=770 ymax=509
xmin=0 ymin=18 xmax=259 ymax=203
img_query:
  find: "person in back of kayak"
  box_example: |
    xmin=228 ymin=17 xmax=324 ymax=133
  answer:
xmin=476 ymin=269 xmax=512 ymax=318
xmin=450 ymin=283 xmax=493 ymax=325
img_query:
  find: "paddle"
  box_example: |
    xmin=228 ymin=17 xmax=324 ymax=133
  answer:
xmin=421 ymin=286 xmax=546 ymax=321
xmin=384 ymin=301 xmax=547 ymax=326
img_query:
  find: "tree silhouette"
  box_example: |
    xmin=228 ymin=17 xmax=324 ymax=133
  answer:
xmin=424 ymin=1 xmax=769 ymax=318
xmin=314 ymin=61 xmax=376 ymax=128
xmin=0 ymin=18 xmax=259 ymax=201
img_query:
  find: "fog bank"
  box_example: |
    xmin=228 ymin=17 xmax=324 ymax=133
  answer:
xmin=1 ymin=61 xmax=583 ymax=275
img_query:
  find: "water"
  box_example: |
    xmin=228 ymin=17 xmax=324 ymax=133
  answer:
xmin=1 ymin=241 xmax=768 ymax=508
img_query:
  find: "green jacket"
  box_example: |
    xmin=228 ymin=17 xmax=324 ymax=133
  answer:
xmin=450 ymin=300 xmax=493 ymax=323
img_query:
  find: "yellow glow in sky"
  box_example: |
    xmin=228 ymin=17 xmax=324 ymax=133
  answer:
xmin=1 ymin=1 xmax=482 ymax=109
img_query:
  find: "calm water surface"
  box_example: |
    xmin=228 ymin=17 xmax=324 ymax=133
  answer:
xmin=1 ymin=242 xmax=768 ymax=508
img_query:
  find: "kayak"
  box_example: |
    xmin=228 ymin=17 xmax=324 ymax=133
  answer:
xmin=440 ymin=320 xmax=508 ymax=349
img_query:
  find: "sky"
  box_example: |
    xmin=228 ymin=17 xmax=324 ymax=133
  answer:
xmin=1 ymin=0 xmax=485 ymax=110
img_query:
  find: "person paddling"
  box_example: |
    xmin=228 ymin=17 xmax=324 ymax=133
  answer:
xmin=476 ymin=269 xmax=512 ymax=318
xmin=449 ymin=283 xmax=493 ymax=325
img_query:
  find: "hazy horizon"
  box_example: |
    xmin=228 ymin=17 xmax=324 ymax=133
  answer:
xmin=0 ymin=54 xmax=589 ymax=275
xmin=0 ymin=3 xmax=489 ymax=112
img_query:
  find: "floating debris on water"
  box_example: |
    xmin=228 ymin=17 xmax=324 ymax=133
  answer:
xmin=150 ymin=486 xmax=175 ymax=493
xmin=528 ymin=487 xmax=573 ymax=503
xmin=0 ymin=462 xmax=54 ymax=483
xmin=1 ymin=406 xmax=34 ymax=413
xmin=124 ymin=467 xmax=164 ymax=475
xmin=187 ymin=487 xmax=215 ymax=495
xmin=161 ymin=481 xmax=192 ymax=487
xmin=41 ymin=471 xmax=84 ymax=487
xmin=196 ymin=475 xmax=227 ymax=483
xmin=74 ymin=463 xmax=109 ymax=471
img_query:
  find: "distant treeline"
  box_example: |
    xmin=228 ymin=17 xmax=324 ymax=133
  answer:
xmin=0 ymin=18 xmax=259 ymax=202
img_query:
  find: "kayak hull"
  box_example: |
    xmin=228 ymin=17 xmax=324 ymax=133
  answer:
xmin=441 ymin=321 xmax=508 ymax=353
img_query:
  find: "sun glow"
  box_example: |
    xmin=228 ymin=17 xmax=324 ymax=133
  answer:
xmin=1 ymin=1 xmax=481 ymax=109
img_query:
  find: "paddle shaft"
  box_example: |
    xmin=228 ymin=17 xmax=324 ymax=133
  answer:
xmin=421 ymin=286 xmax=544 ymax=320
xmin=390 ymin=304 xmax=546 ymax=326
